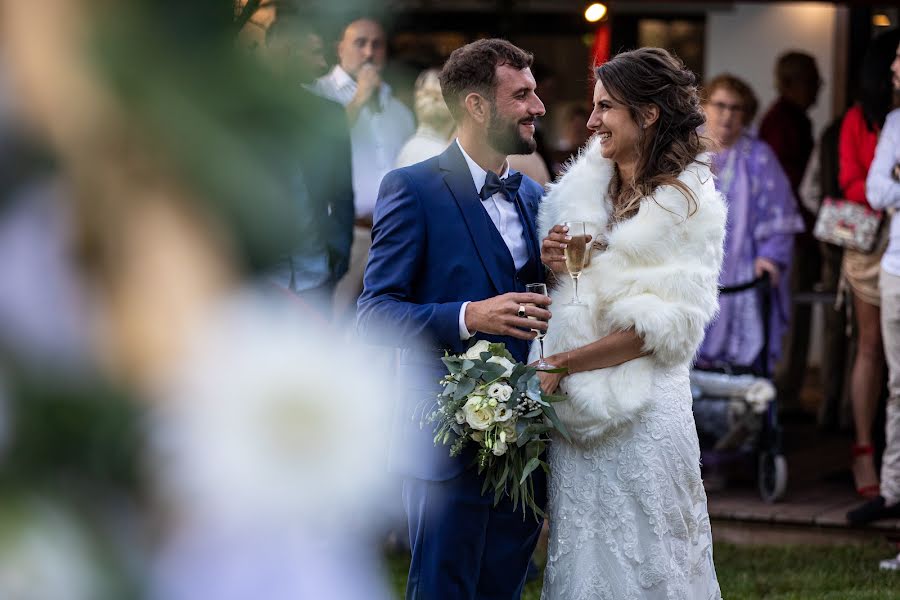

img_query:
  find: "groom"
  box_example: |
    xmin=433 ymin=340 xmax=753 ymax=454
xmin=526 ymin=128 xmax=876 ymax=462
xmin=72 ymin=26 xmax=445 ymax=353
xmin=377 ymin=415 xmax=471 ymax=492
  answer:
xmin=357 ymin=39 xmax=550 ymax=599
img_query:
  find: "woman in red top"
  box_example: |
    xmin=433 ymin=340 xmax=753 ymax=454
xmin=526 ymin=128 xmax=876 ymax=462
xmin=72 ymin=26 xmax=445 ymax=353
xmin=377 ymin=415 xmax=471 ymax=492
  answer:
xmin=839 ymin=33 xmax=899 ymax=498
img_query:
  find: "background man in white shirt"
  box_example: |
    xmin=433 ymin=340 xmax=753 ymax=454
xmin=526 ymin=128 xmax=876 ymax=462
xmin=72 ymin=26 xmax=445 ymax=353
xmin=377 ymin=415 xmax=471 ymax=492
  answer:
xmin=314 ymin=16 xmax=415 ymax=320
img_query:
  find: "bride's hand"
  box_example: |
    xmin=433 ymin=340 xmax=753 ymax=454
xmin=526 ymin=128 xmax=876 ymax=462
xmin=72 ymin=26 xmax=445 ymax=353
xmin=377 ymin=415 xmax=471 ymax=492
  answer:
xmin=541 ymin=225 xmax=592 ymax=274
xmin=536 ymin=366 xmax=566 ymax=395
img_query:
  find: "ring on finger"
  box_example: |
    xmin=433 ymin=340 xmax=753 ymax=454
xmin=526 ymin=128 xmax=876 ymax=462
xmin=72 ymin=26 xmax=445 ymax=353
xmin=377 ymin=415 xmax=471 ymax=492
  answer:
xmin=517 ymin=304 xmax=527 ymax=318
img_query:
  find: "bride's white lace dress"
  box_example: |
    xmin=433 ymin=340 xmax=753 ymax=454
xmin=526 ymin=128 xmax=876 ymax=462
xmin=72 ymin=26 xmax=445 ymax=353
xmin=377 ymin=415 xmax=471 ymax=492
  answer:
xmin=533 ymin=139 xmax=725 ymax=599
xmin=541 ymin=366 xmax=721 ymax=600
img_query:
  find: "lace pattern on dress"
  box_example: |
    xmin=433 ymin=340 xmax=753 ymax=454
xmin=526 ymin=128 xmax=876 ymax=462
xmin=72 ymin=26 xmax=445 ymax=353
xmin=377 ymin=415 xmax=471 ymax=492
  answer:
xmin=541 ymin=369 xmax=722 ymax=600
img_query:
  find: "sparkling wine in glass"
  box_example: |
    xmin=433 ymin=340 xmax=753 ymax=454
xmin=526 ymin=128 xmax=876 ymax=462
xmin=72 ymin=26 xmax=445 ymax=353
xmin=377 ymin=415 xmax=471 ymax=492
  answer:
xmin=525 ymin=282 xmax=553 ymax=369
xmin=564 ymin=221 xmax=588 ymax=306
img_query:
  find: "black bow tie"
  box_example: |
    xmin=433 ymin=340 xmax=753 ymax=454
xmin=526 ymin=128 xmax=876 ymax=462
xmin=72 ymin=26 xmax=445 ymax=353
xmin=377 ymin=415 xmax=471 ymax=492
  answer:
xmin=479 ymin=171 xmax=523 ymax=203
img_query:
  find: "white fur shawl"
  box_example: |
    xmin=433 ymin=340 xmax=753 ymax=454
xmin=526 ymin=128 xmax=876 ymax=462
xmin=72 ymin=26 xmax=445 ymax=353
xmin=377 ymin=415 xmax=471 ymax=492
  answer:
xmin=532 ymin=136 xmax=726 ymax=446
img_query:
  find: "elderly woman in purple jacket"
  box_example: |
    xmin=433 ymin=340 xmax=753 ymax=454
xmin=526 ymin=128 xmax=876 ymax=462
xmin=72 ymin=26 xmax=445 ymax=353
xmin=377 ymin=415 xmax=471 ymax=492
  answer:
xmin=697 ymin=74 xmax=805 ymax=372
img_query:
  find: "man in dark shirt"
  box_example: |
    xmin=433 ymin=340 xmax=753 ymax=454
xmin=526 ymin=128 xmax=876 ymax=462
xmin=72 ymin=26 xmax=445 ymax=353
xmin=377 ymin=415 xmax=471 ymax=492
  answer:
xmin=760 ymin=51 xmax=822 ymax=412
xmin=759 ymin=51 xmax=822 ymax=228
xmin=263 ymin=17 xmax=354 ymax=316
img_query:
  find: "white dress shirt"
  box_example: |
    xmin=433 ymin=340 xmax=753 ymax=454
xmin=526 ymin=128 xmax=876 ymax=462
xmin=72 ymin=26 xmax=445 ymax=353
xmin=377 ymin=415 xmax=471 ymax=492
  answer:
xmin=313 ymin=65 xmax=415 ymax=219
xmin=867 ymin=109 xmax=900 ymax=276
xmin=455 ymin=139 xmax=530 ymax=340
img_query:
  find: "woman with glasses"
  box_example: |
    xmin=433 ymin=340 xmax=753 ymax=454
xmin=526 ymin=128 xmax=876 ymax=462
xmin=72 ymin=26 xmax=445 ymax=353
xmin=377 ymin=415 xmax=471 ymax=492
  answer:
xmin=697 ymin=74 xmax=804 ymax=373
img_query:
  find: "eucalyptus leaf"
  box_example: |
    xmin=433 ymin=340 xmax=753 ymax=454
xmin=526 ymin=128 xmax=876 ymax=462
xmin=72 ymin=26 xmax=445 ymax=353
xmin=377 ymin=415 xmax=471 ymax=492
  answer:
xmin=543 ymin=402 xmax=572 ymax=442
xmin=541 ymin=393 xmax=567 ymax=403
xmin=493 ymin=482 xmax=505 ymax=506
xmin=480 ymin=362 xmax=508 ymax=381
xmin=466 ymin=367 xmax=486 ymax=379
xmin=508 ymin=363 xmax=529 ymax=386
xmin=520 ymin=457 xmax=541 ymax=484
xmin=453 ymin=378 xmax=476 ymax=401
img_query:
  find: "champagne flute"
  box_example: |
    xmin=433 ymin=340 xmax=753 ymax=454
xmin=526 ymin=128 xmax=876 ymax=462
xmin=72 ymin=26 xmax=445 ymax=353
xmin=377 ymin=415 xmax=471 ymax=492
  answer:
xmin=564 ymin=221 xmax=588 ymax=306
xmin=525 ymin=282 xmax=553 ymax=369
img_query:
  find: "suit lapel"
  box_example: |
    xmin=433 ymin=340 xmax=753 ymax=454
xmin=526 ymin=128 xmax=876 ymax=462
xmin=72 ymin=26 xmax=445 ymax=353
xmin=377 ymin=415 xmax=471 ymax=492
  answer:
xmin=512 ymin=178 xmax=543 ymax=285
xmin=440 ymin=143 xmax=515 ymax=295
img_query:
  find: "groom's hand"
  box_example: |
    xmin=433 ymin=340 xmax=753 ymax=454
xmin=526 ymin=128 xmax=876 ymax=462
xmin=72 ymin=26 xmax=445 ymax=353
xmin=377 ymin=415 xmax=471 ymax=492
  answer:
xmin=465 ymin=293 xmax=552 ymax=340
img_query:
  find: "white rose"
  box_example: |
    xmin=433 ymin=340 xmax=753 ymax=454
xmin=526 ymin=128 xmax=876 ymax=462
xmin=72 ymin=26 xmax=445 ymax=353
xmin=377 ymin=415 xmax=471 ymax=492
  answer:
xmin=463 ymin=396 xmax=495 ymax=431
xmin=455 ymin=410 xmax=466 ymax=425
xmin=463 ymin=340 xmax=491 ymax=360
xmin=494 ymin=404 xmax=514 ymax=422
xmin=501 ymin=423 xmax=517 ymax=443
xmin=487 ymin=356 xmax=516 ymax=377
xmin=492 ymin=440 xmax=508 ymax=456
xmin=745 ymin=380 xmax=776 ymax=414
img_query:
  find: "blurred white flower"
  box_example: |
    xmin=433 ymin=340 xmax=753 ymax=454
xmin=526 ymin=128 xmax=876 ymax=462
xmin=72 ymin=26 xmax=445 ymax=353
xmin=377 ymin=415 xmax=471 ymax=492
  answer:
xmin=494 ymin=404 xmax=513 ymax=422
xmin=462 ymin=340 xmax=490 ymax=360
xmin=486 ymin=356 xmax=515 ymax=377
xmin=491 ymin=440 xmax=508 ymax=456
xmin=745 ymin=380 xmax=776 ymax=414
xmin=455 ymin=410 xmax=465 ymax=425
xmin=487 ymin=383 xmax=513 ymax=402
xmin=0 ymin=499 xmax=110 ymax=600
xmin=149 ymin=293 xmax=392 ymax=531
xmin=462 ymin=396 xmax=494 ymax=431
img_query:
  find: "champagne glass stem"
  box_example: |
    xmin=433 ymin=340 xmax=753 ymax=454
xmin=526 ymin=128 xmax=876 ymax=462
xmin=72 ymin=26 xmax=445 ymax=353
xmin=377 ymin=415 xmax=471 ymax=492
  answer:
xmin=572 ymin=275 xmax=580 ymax=303
xmin=539 ymin=338 xmax=546 ymax=364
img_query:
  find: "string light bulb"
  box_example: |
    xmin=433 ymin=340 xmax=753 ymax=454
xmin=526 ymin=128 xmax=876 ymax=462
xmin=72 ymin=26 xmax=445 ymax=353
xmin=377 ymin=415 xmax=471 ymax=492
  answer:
xmin=585 ymin=3 xmax=608 ymax=23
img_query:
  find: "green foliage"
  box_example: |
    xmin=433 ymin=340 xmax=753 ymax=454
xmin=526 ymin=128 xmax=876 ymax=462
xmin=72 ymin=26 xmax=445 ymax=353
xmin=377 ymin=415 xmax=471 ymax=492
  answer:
xmin=1 ymin=373 xmax=142 ymax=496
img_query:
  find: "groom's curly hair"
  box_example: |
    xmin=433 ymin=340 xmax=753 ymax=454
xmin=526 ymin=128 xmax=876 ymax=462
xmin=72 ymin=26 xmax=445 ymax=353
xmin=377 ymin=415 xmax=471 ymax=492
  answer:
xmin=595 ymin=48 xmax=710 ymax=221
xmin=439 ymin=39 xmax=533 ymax=121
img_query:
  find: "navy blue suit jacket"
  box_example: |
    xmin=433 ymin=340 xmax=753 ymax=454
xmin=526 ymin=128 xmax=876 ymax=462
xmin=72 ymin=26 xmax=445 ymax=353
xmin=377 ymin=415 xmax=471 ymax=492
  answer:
xmin=357 ymin=142 xmax=544 ymax=481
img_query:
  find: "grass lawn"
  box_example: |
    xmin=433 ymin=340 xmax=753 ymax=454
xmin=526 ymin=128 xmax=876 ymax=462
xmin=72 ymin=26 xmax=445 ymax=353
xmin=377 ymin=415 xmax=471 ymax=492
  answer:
xmin=386 ymin=541 xmax=900 ymax=599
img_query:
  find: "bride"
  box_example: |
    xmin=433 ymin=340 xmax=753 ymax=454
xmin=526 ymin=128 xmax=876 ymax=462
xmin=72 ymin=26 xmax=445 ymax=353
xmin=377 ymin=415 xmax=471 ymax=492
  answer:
xmin=534 ymin=48 xmax=725 ymax=599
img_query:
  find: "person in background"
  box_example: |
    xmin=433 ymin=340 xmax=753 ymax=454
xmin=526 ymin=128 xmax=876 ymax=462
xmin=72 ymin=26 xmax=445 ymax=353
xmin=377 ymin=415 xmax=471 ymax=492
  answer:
xmin=759 ymin=52 xmax=822 ymax=200
xmin=528 ymin=62 xmax=558 ymax=176
xmin=838 ymin=29 xmax=900 ymax=499
xmin=759 ymin=51 xmax=823 ymax=415
xmin=314 ymin=16 xmax=415 ymax=320
xmin=263 ymin=16 xmax=354 ymax=316
xmin=697 ymin=74 xmax=804 ymax=372
xmin=848 ymin=32 xmax=900 ymax=527
xmin=507 ymin=150 xmax=552 ymax=188
xmin=395 ymin=69 xmax=454 ymax=168
xmin=799 ymin=114 xmax=850 ymax=431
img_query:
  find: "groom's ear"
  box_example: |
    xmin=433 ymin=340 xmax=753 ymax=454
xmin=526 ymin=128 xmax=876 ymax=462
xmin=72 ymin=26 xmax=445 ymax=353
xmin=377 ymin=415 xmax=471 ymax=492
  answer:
xmin=464 ymin=92 xmax=489 ymax=125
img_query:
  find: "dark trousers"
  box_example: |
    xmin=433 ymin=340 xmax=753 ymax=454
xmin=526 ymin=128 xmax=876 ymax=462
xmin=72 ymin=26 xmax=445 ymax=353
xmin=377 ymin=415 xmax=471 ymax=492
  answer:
xmin=776 ymin=234 xmax=822 ymax=408
xmin=402 ymin=468 xmax=546 ymax=600
xmin=818 ymin=242 xmax=851 ymax=428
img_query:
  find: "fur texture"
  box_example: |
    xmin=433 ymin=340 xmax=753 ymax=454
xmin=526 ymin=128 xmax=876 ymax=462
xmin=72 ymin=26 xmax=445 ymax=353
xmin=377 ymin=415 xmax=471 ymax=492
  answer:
xmin=532 ymin=136 xmax=726 ymax=446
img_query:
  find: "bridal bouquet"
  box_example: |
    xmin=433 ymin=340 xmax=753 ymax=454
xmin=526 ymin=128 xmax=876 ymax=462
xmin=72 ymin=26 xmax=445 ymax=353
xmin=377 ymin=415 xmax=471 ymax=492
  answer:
xmin=427 ymin=340 xmax=569 ymax=518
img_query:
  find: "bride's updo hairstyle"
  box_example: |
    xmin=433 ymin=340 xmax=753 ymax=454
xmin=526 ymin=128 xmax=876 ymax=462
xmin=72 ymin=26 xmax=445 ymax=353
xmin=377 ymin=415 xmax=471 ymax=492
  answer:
xmin=595 ymin=47 xmax=708 ymax=219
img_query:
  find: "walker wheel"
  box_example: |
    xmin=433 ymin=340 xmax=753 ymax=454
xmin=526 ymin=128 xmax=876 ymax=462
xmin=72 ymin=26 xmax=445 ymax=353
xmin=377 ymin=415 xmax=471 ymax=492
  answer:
xmin=758 ymin=452 xmax=788 ymax=503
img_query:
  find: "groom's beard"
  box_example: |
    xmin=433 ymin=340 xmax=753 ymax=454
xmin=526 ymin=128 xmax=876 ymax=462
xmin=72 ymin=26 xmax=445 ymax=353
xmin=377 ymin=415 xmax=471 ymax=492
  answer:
xmin=486 ymin=104 xmax=536 ymax=156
